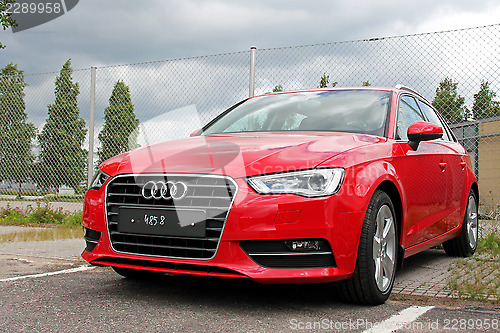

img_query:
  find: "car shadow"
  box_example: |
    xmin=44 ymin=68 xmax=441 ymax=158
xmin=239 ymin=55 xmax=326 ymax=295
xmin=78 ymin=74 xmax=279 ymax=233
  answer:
xmin=99 ymin=269 xmax=358 ymax=310
xmin=94 ymin=248 xmax=453 ymax=308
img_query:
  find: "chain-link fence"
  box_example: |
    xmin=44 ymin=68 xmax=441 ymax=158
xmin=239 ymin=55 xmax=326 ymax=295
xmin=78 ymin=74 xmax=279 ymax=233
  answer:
xmin=1 ymin=24 xmax=499 ymax=215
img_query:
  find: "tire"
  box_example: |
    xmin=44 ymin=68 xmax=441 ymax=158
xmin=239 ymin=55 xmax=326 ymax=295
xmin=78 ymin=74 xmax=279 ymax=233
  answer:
xmin=335 ymin=190 xmax=398 ymax=305
xmin=112 ymin=266 xmax=164 ymax=279
xmin=443 ymin=189 xmax=478 ymax=257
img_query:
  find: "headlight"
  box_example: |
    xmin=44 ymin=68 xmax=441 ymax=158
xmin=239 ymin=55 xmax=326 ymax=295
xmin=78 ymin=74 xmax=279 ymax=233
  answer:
xmin=90 ymin=169 xmax=111 ymax=190
xmin=247 ymin=168 xmax=345 ymax=197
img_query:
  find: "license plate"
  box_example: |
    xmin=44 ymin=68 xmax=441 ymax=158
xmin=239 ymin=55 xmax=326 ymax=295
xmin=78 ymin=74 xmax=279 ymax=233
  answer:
xmin=118 ymin=207 xmax=206 ymax=238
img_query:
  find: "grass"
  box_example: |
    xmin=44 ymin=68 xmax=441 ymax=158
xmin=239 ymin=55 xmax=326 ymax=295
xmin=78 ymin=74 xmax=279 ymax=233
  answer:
xmin=478 ymin=231 xmax=500 ymax=256
xmin=0 ymin=203 xmax=83 ymax=243
xmin=447 ymin=224 xmax=500 ymax=303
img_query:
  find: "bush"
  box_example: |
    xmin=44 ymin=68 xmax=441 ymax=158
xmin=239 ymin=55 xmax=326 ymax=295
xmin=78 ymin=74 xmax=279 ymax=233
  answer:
xmin=0 ymin=203 xmax=82 ymax=226
xmin=0 ymin=205 xmax=30 ymax=224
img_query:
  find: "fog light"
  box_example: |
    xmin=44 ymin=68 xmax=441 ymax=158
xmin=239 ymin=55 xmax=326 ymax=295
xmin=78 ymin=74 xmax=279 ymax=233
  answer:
xmin=285 ymin=240 xmax=321 ymax=251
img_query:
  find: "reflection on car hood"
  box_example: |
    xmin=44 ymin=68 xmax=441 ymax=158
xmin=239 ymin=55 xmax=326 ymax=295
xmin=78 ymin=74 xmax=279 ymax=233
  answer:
xmin=99 ymin=132 xmax=384 ymax=178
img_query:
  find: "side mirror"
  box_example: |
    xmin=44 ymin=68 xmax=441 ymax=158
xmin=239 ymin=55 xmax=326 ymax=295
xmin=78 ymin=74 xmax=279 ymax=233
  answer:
xmin=407 ymin=121 xmax=443 ymax=150
xmin=189 ymin=128 xmax=202 ymax=137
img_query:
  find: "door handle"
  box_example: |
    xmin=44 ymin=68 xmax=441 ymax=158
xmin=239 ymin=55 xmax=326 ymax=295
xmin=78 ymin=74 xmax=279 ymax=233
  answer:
xmin=460 ymin=162 xmax=467 ymax=170
xmin=439 ymin=162 xmax=447 ymax=171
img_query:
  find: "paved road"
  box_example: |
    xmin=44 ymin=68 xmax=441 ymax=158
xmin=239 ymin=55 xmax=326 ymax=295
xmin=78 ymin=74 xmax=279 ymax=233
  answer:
xmin=0 ymin=238 xmax=85 ymax=261
xmin=0 ymin=226 xmax=499 ymax=332
xmin=0 ymin=232 xmax=461 ymax=299
xmin=0 ymin=265 xmax=498 ymax=332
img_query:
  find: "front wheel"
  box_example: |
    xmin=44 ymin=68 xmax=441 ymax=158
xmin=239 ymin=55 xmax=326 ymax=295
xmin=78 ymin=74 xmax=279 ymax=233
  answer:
xmin=443 ymin=189 xmax=478 ymax=257
xmin=335 ymin=190 xmax=398 ymax=305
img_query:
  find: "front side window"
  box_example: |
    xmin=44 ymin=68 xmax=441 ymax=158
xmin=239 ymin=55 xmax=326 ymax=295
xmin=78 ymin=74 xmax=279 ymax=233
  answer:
xmin=396 ymin=95 xmax=425 ymax=141
xmin=417 ymin=100 xmax=451 ymax=141
xmin=203 ymin=90 xmax=391 ymax=137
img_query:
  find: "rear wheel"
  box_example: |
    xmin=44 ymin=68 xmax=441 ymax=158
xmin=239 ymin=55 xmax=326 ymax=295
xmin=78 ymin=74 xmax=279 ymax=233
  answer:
xmin=112 ymin=267 xmax=164 ymax=279
xmin=443 ymin=189 xmax=478 ymax=257
xmin=335 ymin=190 xmax=398 ymax=305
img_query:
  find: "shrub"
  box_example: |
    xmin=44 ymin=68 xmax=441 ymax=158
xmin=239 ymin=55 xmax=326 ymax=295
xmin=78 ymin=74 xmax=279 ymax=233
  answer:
xmin=0 ymin=203 xmax=82 ymax=226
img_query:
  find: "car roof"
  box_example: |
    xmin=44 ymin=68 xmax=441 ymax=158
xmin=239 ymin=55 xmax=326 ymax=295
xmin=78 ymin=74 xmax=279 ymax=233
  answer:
xmin=254 ymin=85 xmax=418 ymax=97
xmin=252 ymin=85 xmax=429 ymax=104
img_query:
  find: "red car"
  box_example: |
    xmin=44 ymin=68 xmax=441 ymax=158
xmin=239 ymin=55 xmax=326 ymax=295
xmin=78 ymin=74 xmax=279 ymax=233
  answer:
xmin=82 ymin=86 xmax=478 ymax=305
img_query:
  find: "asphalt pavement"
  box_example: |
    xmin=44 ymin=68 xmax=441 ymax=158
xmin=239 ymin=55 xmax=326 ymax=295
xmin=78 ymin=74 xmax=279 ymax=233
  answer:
xmin=0 ymin=241 xmax=459 ymax=298
xmin=0 ymin=225 xmax=499 ymax=332
xmin=0 ymin=225 xmax=480 ymax=300
xmin=0 ymin=256 xmax=498 ymax=332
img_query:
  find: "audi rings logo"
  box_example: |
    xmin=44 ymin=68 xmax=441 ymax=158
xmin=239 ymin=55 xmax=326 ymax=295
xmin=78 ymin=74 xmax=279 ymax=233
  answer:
xmin=141 ymin=180 xmax=188 ymax=201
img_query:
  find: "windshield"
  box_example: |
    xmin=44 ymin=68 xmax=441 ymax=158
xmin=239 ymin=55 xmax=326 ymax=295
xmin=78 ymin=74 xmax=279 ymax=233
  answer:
xmin=203 ymin=90 xmax=391 ymax=137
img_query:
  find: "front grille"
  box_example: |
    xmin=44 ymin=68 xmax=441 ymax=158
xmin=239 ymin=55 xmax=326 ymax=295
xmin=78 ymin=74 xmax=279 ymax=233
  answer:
xmin=106 ymin=174 xmax=237 ymax=259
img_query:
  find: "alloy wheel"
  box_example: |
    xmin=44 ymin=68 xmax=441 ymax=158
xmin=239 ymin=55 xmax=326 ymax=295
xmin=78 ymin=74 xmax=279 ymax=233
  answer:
xmin=373 ymin=204 xmax=396 ymax=293
xmin=466 ymin=195 xmax=478 ymax=250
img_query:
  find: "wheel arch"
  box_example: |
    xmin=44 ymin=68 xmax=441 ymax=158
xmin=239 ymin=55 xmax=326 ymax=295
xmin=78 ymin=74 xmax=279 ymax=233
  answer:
xmin=376 ymin=181 xmax=402 ymax=231
xmin=375 ymin=180 xmax=405 ymax=268
xmin=471 ymin=182 xmax=479 ymax=205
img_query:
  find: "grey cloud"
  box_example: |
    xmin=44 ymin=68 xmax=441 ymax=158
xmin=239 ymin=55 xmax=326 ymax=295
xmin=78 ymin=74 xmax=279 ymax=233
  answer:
xmin=1 ymin=0 xmax=499 ymax=74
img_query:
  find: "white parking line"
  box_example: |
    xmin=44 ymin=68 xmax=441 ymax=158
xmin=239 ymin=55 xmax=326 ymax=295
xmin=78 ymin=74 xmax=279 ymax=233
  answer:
xmin=362 ymin=305 xmax=435 ymax=333
xmin=0 ymin=266 xmax=95 ymax=282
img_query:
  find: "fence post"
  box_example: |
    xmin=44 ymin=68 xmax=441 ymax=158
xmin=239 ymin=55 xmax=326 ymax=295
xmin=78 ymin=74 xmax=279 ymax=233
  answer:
xmin=474 ymin=121 xmax=479 ymax=178
xmin=249 ymin=46 xmax=256 ymax=97
xmin=87 ymin=66 xmax=96 ymax=188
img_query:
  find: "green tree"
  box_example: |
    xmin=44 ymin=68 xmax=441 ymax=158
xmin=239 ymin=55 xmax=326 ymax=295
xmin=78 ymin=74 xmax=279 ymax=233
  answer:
xmin=362 ymin=81 xmax=371 ymax=86
xmin=432 ymin=77 xmax=466 ymax=123
xmin=472 ymin=81 xmax=500 ymax=119
xmin=1 ymin=0 xmax=17 ymax=49
xmin=272 ymin=85 xmax=283 ymax=92
xmin=318 ymin=73 xmax=337 ymax=88
xmin=35 ymin=59 xmax=87 ymax=198
xmin=0 ymin=63 xmax=36 ymax=197
xmin=98 ymin=80 xmax=139 ymax=164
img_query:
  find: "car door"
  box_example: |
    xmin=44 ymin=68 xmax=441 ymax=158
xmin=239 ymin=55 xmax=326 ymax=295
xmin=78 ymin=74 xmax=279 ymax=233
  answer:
xmin=395 ymin=95 xmax=449 ymax=248
xmin=416 ymin=99 xmax=467 ymax=232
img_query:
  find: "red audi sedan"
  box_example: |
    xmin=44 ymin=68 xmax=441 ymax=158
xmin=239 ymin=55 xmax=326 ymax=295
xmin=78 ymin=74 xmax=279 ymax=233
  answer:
xmin=82 ymin=86 xmax=478 ymax=305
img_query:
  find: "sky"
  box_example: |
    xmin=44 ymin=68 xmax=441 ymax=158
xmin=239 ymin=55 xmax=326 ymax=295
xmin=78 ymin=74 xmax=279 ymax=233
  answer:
xmin=1 ymin=0 xmax=500 ymax=151
xmin=1 ymin=0 xmax=500 ymax=74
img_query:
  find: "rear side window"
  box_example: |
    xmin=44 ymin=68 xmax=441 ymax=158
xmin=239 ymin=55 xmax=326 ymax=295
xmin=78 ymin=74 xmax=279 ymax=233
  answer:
xmin=417 ymin=100 xmax=451 ymax=141
xmin=396 ymin=96 xmax=425 ymax=140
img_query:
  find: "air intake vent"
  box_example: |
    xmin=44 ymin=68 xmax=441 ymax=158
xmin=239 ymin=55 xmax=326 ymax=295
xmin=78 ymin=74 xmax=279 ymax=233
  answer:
xmin=84 ymin=228 xmax=101 ymax=252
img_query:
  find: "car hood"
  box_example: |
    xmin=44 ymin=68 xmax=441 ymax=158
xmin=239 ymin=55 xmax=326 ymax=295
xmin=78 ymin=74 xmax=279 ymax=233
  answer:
xmin=100 ymin=132 xmax=384 ymax=178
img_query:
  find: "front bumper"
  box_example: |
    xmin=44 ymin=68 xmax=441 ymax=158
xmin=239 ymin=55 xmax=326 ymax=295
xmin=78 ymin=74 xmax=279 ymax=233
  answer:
xmin=81 ymin=178 xmax=366 ymax=284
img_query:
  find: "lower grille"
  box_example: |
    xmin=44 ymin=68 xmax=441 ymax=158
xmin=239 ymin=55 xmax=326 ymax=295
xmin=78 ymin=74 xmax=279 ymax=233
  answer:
xmin=240 ymin=239 xmax=336 ymax=268
xmin=106 ymin=174 xmax=237 ymax=259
